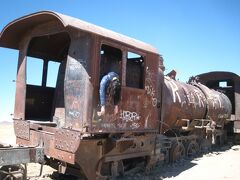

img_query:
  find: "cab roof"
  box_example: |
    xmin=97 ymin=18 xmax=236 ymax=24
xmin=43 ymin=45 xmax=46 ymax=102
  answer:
xmin=0 ymin=11 xmax=158 ymax=54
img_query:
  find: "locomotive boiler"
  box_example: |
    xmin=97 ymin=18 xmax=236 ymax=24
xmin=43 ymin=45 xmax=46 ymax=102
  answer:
xmin=162 ymin=73 xmax=232 ymax=133
xmin=0 ymin=11 xmax=237 ymax=179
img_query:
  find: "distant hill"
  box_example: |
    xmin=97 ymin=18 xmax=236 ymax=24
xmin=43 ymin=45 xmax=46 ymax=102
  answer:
xmin=0 ymin=121 xmax=13 ymax=124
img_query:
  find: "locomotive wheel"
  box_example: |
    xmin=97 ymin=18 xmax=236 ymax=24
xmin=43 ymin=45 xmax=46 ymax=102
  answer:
xmin=0 ymin=164 xmax=27 ymax=180
xmin=170 ymin=142 xmax=185 ymax=163
xmin=199 ymin=138 xmax=212 ymax=153
xmin=185 ymin=141 xmax=199 ymax=158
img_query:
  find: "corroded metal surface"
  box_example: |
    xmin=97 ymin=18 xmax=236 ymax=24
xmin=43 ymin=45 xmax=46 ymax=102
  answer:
xmin=196 ymin=71 xmax=239 ymax=130
xmin=162 ymin=75 xmax=232 ymax=132
xmin=0 ymin=11 xmax=238 ymax=180
xmin=55 ymin=128 xmax=81 ymax=153
xmin=0 ymin=11 xmax=158 ymax=54
xmin=0 ymin=146 xmax=44 ymax=166
xmin=162 ymin=76 xmax=207 ymax=132
xmin=193 ymin=82 xmax=232 ymax=122
xmin=14 ymin=120 xmax=30 ymax=140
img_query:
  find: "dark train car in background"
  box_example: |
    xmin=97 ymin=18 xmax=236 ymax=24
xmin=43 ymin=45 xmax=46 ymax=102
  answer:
xmin=196 ymin=71 xmax=240 ymax=142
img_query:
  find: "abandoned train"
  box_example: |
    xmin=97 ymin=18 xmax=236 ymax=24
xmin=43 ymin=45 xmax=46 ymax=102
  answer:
xmin=0 ymin=11 xmax=239 ymax=179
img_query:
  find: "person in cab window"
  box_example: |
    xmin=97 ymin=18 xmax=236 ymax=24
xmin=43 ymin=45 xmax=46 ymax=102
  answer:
xmin=97 ymin=72 xmax=121 ymax=116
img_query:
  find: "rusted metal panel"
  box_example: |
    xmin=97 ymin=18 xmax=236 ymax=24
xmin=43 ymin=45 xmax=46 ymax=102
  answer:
xmin=144 ymin=55 xmax=162 ymax=128
xmin=31 ymin=130 xmax=76 ymax=164
xmin=75 ymin=135 xmax=156 ymax=180
xmin=16 ymin=128 xmax=77 ymax=164
xmin=55 ymin=128 xmax=81 ymax=153
xmin=196 ymin=71 xmax=239 ymax=83
xmin=0 ymin=147 xmax=44 ymax=166
xmin=235 ymin=79 xmax=240 ymax=120
xmin=14 ymin=120 xmax=30 ymax=140
xmin=196 ymin=71 xmax=238 ymax=121
xmin=120 ymin=87 xmax=152 ymax=130
xmin=92 ymin=86 xmax=158 ymax=132
xmin=101 ymin=135 xmax=156 ymax=157
xmin=0 ymin=12 xmax=65 ymax=49
xmin=194 ymin=83 xmax=232 ymax=122
xmin=64 ymin=33 xmax=93 ymax=131
xmin=53 ymin=61 xmax=67 ymax=128
xmin=91 ymin=54 xmax=161 ymax=133
xmin=115 ymin=138 xmax=134 ymax=153
xmin=52 ymin=149 xmax=75 ymax=164
xmin=162 ymin=74 xmax=232 ymax=132
xmin=162 ymin=77 xmax=207 ymax=132
xmin=0 ymin=11 xmax=158 ymax=54
xmin=14 ymin=37 xmax=29 ymax=120
xmin=197 ymin=71 xmax=240 ymax=119
xmin=75 ymin=139 xmax=105 ymax=180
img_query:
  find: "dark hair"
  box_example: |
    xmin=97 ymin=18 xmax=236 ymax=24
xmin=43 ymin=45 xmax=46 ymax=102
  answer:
xmin=108 ymin=79 xmax=121 ymax=105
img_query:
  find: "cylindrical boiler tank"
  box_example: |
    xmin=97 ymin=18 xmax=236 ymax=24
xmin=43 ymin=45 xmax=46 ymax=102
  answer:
xmin=162 ymin=76 xmax=207 ymax=132
xmin=162 ymin=76 xmax=232 ymax=132
xmin=192 ymin=82 xmax=232 ymax=122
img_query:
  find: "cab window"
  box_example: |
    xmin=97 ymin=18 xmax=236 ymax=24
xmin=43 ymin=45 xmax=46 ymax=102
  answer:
xmin=126 ymin=52 xmax=144 ymax=89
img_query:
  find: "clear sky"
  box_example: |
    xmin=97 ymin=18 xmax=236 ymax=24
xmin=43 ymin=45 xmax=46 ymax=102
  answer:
xmin=0 ymin=0 xmax=239 ymax=121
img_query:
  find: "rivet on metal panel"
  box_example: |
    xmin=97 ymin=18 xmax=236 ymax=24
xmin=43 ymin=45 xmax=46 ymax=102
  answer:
xmin=55 ymin=129 xmax=80 ymax=153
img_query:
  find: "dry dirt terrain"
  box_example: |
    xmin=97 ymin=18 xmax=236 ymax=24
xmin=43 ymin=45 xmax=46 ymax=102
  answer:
xmin=1 ymin=121 xmax=240 ymax=180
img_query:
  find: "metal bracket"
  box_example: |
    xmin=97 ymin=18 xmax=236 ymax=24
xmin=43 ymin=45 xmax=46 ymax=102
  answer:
xmin=181 ymin=119 xmax=211 ymax=130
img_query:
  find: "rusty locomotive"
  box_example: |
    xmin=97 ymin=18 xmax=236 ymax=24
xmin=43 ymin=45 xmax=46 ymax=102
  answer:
xmin=0 ymin=11 xmax=239 ymax=179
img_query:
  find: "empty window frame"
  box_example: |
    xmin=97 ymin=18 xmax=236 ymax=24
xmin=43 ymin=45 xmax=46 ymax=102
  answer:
xmin=219 ymin=81 xmax=227 ymax=88
xmin=47 ymin=61 xmax=60 ymax=88
xmin=100 ymin=44 xmax=122 ymax=79
xmin=126 ymin=52 xmax=144 ymax=89
xmin=26 ymin=57 xmax=43 ymax=86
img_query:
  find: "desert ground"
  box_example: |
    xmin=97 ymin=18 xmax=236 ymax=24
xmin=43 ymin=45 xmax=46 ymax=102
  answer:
xmin=1 ymin=121 xmax=240 ymax=180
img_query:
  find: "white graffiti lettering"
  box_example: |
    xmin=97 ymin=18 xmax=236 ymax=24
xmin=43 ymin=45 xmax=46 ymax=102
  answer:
xmin=120 ymin=110 xmax=141 ymax=122
xmin=130 ymin=122 xmax=141 ymax=129
xmin=145 ymin=67 xmax=158 ymax=107
xmin=194 ymin=89 xmax=205 ymax=108
xmin=68 ymin=110 xmax=80 ymax=118
xmin=145 ymin=85 xmax=158 ymax=107
xmin=212 ymin=94 xmax=222 ymax=109
xmin=168 ymin=80 xmax=181 ymax=103
xmin=101 ymin=123 xmax=116 ymax=129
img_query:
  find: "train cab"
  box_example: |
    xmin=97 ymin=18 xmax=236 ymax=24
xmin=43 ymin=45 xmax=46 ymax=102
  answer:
xmin=0 ymin=11 xmax=166 ymax=179
xmin=0 ymin=11 xmax=164 ymax=134
xmin=197 ymin=72 xmax=240 ymax=136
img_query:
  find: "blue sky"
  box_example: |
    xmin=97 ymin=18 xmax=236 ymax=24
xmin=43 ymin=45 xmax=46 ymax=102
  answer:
xmin=0 ymin=0 xmax=239 ymax=121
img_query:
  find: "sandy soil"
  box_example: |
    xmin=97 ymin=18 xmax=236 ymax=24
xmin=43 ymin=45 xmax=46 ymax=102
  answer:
xmin=152 ymin=145 xmax=240 ymax=180
xmin=0 ymin=121 xmax=16 ymax=144
xmin=1 ymin=122 xmax=240 ymax=180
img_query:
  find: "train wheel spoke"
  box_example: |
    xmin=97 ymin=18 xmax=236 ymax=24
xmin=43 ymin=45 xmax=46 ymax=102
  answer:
xmin=170 ymin=142 xmax=185 ymax=163
xmin=186 ymin=141 xmax=200 ymax=158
